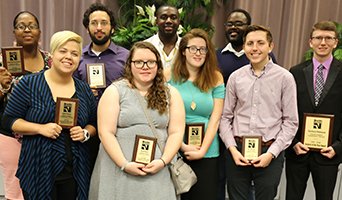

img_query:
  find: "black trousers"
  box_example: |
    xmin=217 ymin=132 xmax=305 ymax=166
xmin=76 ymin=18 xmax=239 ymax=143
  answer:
xmin=285 ymin=154 xmax=338 ymax=200
xmin=87 ymin=135 xmax=100 ymax=173
xmin=23 ymin=176 xmax=77 ymax=200
xmin=218 ymin=138 xmax=255 ymax=200
xmin=181 ymin=157 xmax=219 ymax=200
xmin=217 ymin=138 xmax=228 ymax=200
xmin=226 ymin=146 xmax=284 ymax=200
xmin=51 ymin=177 xmax=77 ymax=200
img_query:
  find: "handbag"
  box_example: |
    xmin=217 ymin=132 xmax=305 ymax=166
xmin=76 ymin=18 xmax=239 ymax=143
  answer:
xmin=135 ymin=90 xmax=197 ymax=195
xmin=169 ymin=153 xmax=197 ymax=195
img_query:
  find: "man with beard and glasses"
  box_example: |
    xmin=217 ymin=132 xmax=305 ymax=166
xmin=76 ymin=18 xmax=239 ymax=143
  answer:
xmin=145 ymin=4 xmax=181 ymax=69
xmin=74 ymin=2 xmax=129 ymax=172
xmin=216 ymin=9 xmax=277 ymax=200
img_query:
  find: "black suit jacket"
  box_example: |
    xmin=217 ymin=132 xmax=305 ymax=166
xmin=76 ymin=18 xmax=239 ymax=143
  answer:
xmin=286 ymin=58 xmax=342 ymax=165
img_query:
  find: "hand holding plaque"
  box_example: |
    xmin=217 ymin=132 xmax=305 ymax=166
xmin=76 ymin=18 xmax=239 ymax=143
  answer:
xmin=242 ymin=136 xmax=262 ymax=161
xmin=301 ymin=113 xmax=334 ymax=151
xmin=185 ymin=123 xmax=205 ymax=147
xmin=55 ymin=97 xmax=79 ymax=128
xmin=132 ymin=135 xmax=157 ymax=165
xmin=86 ymin=63 xmax=106 ymax=88
xmin=1 ymin=47 xmax=25 ymax=76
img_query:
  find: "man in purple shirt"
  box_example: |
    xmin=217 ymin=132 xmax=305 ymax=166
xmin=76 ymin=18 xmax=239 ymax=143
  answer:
xmin=286 ymin=21 xmax=342 ymax=200
xmin=74 ymin=2 xmax=129 ymax=171
xmin=74 ymin=2 xmax=129 ymax=102
xmin=219 ymin=25 xmax=298 ymax=200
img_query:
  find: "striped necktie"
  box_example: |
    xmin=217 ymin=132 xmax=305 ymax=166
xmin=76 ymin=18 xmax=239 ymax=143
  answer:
xmin=314 ymin=64 xmax=324 ymax=106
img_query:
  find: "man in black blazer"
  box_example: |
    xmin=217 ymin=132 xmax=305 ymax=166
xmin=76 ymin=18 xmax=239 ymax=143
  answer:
xmin=285 ymin=21 xmax=342 ymax=200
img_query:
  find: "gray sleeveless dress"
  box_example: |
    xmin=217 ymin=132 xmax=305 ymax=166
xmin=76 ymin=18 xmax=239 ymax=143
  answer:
xmin=89 ymin=80 xmax=177 ymax=200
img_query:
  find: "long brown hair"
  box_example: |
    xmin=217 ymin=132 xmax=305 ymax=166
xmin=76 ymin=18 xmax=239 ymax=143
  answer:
xmin=172 ymin=28 xmax=220 ymax=92
xmin=124 ymin=41 xmax=169 ymax=114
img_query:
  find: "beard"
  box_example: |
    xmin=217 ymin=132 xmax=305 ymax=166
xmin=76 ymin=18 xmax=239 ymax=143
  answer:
xmin=89 ymin=31 xmax=111 ymax=46
xmin=225 ymin=31 xmax=244 ymax=47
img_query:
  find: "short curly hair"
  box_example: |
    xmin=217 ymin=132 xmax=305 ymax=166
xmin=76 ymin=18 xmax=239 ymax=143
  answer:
xmin=82 ymin=2 xmax=116 ymax=33
xmin=227 ymin=9 xmax=251 ymax=25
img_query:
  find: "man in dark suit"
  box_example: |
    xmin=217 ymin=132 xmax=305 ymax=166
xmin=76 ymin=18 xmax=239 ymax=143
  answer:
xmin=285 ymin=21 xmax=342 ymax=200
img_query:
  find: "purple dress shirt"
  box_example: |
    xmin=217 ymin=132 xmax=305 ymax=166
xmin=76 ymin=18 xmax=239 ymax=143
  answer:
xmin=74 ymin=41 xmax=129 ymax=102
xmin=219 ymin=59 xmax=299 ymax=157
xmin=312 ymin=56 xmax=333 ymax=89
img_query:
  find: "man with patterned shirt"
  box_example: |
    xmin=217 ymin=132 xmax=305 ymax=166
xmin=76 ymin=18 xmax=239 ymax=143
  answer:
xmin=220 ymin=25 xmax=298 ymax=200
xmin=216 ymin=9 xmax=277 ymax=200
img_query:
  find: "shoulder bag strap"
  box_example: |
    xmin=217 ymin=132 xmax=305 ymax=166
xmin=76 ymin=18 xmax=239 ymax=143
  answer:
xmin=134 ymin=90 xmax=165 ymax=153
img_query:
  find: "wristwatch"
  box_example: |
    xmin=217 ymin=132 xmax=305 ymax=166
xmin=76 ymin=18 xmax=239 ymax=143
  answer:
xmin=81 ymin=129 xmax=90 ymax=143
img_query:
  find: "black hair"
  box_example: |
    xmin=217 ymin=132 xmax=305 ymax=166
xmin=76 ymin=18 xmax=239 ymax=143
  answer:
xmin=155 ymin=4 xmax=178 ymax=17
xmin=13 ymin=11 xmax=40 ymax=28
xmin=227 ymin=8 xmax=251 ymax=25
xmin=83 ymin=2 xmax=116 ymax=29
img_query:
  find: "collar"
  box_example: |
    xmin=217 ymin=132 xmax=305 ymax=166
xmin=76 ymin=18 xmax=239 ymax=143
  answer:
xmin=312 ymin=55 xmax=333 ymax=72
xmin=250 ymin=58 xmax=274 ymax=76
xmin=155 ymin=33 xmax=181 ymax=49
xmin=83 ymin=41 xmax=118 ymax=56
xmin=221 ymin=43 xmax=245 ymax=57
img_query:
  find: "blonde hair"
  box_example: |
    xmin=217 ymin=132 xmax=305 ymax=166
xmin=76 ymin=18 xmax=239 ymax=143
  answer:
xmin=50 ymin=30 xmax=82 ymax=54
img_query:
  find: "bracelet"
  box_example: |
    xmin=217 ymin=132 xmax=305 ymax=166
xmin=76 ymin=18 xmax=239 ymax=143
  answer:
xmin=160 ymin=158 xmax=166 ymax=167
xmin=121 ymin=161 xmax=129 ymax=171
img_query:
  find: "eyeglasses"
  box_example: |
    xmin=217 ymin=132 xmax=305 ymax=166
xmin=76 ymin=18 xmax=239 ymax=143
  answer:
xmin=89 ymin=21 xmax=110 ymax=27
xmin=311 ymin=36 xmax=337 ymax=43
xmin=186 ymin=46 xmax=208 ymax=55
xmin=224 ymin=21 xmax=248 ymax=27
xmin=15 ymin=23 xmax=39 ymax=31
xmin=131 ymin=60 xmax=157 ymax=69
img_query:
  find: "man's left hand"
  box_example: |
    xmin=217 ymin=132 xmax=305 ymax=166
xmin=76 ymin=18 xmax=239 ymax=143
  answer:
xmin=250 ymin=152 xmax=274 ymax=168
xmin=320 ymin=146 xmax=336 ymax=159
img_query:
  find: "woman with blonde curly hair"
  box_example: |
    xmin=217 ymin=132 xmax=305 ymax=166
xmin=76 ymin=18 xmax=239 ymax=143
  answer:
xmin=89 ymin=41 xmax=185 ymax=200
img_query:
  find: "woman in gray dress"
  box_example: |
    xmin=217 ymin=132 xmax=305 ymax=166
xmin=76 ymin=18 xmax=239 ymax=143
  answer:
xmin=89 ymin=41 xmax=185 ymax=200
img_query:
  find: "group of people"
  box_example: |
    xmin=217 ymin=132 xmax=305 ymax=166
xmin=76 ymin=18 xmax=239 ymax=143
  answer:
xmin=0 ymin=2 xmax=341 ymax=200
